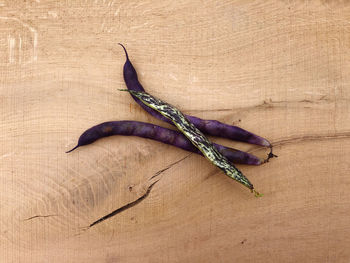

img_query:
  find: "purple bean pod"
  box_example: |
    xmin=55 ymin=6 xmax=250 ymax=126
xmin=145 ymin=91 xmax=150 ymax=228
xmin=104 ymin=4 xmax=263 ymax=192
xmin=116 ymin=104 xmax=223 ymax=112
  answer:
xmin=66 ymin=121 xmax=262 ymax=165
xmin=118 ymin=43 xmax=271 ymax=148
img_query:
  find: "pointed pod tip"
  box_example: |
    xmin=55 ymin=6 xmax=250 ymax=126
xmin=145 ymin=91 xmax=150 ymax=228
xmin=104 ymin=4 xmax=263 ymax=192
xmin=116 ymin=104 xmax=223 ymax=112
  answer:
xmin=118 ymin=43 xmax=129 ymax=60
xmin=66 ymin=145 xmax=79 ymax=153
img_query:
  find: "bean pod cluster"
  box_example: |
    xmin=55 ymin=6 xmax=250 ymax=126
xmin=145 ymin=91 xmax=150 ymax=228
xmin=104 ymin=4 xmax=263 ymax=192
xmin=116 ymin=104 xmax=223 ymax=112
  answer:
xmin=67 ymin=44 xmax=276 ymax=197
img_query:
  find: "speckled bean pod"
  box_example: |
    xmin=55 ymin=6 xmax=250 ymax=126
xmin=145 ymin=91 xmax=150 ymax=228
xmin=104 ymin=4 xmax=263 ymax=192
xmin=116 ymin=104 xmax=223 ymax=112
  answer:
xmin=122 ymin=89 xmax=262 ymax=196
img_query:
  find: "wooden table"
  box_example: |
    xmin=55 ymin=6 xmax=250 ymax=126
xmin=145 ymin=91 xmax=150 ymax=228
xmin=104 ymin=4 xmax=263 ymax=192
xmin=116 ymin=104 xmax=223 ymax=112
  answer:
xmin=1 ymin=1 xmax=349 ymax=262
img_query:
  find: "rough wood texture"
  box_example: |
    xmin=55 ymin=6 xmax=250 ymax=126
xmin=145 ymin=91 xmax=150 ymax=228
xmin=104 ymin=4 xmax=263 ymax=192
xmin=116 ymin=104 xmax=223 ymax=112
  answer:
xmin=1 ymin=1 xmax=350 ymax=262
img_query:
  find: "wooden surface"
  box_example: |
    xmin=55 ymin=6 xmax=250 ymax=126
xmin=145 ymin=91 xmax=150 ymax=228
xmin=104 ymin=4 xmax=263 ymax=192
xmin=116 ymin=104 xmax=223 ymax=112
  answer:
xmin=1 ymin=1 xmax=350 ymax=262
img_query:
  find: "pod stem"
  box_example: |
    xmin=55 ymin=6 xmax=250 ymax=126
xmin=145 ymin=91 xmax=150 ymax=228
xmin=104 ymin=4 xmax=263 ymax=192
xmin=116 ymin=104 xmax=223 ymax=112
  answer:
xmin=252 ymin=189 xmax=263 ymax=198
xmin=263 ymin=146 xmax=278 ymax=163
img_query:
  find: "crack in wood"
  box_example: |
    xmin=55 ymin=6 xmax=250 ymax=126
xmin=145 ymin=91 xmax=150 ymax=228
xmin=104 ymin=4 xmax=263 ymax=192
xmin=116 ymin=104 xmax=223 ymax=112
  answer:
xmin=182 ymin=97 xmax=348 ymax=113
xmin=247 ymin=132 xmax=350 ymax=154
xmin=85 ymin=154 xmax=192 ymax=229
xmin=89 ymin=180 xmax=159 ymax=228
xmin=272 ymin=132 xmax=350 ymax=147
xmin=23 ymin=214 xmax=58 ymax=221
xmin=149 ymin=153 xmax=192 ymax=181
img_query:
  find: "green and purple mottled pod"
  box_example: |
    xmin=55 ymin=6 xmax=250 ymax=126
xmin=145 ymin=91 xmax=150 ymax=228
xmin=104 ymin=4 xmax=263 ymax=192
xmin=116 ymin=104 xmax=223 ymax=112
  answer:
xmin=121 ymin=89 xmax=262 ymax=196
xmin=118 ymin=43 xmax=271 ymax=148
xmin=66 ymin=121 xmax=262 ymax=165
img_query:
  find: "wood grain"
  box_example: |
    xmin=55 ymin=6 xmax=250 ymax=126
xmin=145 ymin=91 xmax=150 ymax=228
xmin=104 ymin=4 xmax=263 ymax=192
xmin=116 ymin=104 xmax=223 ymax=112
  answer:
xmin=1 ymin=0 xmax=350 ymax=262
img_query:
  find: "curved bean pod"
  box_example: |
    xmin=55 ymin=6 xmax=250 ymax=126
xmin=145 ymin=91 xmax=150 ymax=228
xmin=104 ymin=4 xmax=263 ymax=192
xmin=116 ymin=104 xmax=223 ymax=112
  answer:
xmin=121 ymin=90 xmax=262 ymax=196
xmin=66 ymin=121 xmax=262 ymax=165
xmin=118 ymin=43 xmax=271 ymax=148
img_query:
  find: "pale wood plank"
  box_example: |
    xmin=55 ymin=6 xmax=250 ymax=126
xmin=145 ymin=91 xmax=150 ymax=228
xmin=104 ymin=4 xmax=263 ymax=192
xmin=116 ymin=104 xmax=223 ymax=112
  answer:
xmin=1 ymin=1 xmax=350 ymax=262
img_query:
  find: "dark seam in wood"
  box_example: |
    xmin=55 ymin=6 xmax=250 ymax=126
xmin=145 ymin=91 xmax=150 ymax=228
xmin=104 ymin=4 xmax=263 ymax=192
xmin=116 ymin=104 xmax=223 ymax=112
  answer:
xmin=247 ymin=132 xmax=350 ymax=154
xmin=272 ymin=132 xmax=350 ymax=146
xmin=149 ymin=153 xmax=192 ymax=181
xmin=23 ymin=214 xmax=58 ymax=221
xmin=89 ymin=180 xmax=159 ymax=228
